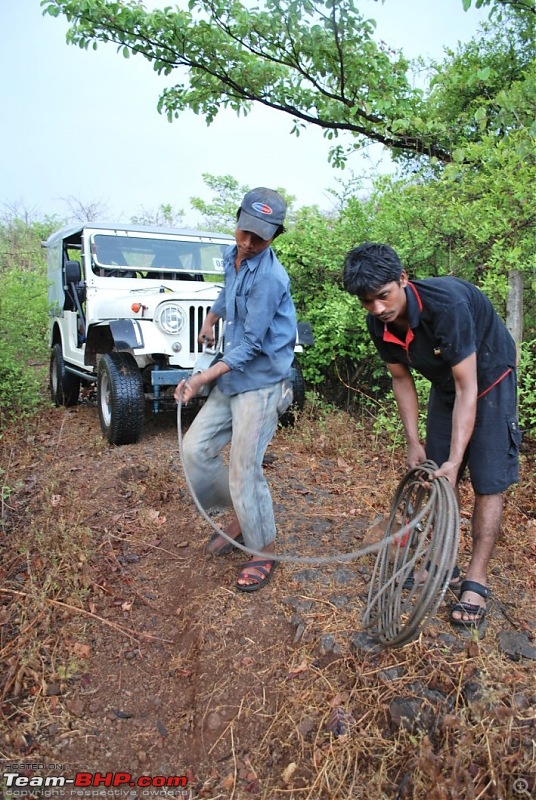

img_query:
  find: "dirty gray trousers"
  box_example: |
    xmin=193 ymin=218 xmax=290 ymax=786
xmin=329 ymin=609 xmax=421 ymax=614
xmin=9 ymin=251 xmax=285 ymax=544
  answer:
xmin=181 ymin=382 xmax=290 ymax=552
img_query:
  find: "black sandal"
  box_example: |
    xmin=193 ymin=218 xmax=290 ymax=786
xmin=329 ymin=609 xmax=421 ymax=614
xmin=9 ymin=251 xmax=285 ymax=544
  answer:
xmin=450 ymin=580 xmax=491 ymax=629
xmin=236 ymin=559 xmax=277 ymax=593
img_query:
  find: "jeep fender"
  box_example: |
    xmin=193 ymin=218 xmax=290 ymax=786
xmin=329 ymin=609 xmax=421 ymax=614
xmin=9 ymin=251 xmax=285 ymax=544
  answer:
xmin=84 ymin=319 xmax=171 ymax=366
xmin=85 ymin=320 xmax=144 ymax=366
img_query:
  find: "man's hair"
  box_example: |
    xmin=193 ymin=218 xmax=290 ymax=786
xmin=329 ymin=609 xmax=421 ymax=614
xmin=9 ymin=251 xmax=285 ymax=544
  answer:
xmin=235 ymin=208 xmax=286 ymax=239
xmin=343 ymin=242 xmax=403 ymax=298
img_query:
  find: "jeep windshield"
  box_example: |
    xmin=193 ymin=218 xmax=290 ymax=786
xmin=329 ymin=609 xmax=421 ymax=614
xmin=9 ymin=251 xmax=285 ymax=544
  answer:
xmin=91 ymin=233 xmax=229 ymax=277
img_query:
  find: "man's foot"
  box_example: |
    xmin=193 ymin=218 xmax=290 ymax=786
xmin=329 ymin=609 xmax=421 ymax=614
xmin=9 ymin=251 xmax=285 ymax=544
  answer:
xmin=205 ymin=516 xmax=243 ymax=555
xmin=450 ymin=580 xmax=491 ymax=629
xmin=236 ymin=558 xmax=277 ymax=593
xmin=403 ymin=563 xmax=462 ymax=591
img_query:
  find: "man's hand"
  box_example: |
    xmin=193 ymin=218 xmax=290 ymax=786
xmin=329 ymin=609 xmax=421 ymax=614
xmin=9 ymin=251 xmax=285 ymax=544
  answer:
xmin=406 ymin=442 xmax=427 ymax=469
xmin=174 ymin=373 xmax=205 ymax=404
xmin=433 ymin=460 xmax=459 ymax=486
xmin=198 ymin=325 xmax=215 ymax=347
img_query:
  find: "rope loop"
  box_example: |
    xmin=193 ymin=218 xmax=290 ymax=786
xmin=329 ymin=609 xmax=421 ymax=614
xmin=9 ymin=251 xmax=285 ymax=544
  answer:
xmin=177 ymin=394 xmax=459 ymax=645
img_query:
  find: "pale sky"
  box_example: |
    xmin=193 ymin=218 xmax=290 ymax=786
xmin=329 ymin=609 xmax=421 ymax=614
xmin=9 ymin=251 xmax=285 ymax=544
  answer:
xmin=0 ymin=0 xmax=489 ymax=225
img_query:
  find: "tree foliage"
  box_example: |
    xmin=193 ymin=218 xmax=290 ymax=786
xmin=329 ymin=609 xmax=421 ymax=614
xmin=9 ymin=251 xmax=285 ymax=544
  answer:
xmin=462 ymin=0 xmax=535 ymax=16
xmin=42 ymin=0 xmax=479 ymax=166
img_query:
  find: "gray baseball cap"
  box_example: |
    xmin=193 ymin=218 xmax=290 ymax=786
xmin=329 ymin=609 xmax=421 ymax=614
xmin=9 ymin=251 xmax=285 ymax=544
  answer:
xmin=237 ymin=187 xmax=287 ymax=241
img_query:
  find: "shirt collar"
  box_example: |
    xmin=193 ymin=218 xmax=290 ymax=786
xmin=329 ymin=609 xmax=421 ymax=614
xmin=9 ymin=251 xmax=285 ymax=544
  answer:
xmin=226 ymin=245 xmax=267 ymax=272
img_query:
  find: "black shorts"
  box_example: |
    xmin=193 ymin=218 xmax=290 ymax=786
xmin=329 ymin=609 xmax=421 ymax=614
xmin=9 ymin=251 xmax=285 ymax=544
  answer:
xmin=425 ymin=369 xmax=520 ymax=494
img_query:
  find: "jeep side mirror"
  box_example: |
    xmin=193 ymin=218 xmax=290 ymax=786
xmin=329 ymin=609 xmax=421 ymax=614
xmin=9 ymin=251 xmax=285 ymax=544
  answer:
xmin=65 ymin=260 xmax=82 ymax=284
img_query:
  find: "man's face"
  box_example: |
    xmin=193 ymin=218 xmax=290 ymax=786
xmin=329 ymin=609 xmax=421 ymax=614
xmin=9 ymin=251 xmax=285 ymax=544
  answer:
xmin=359 ymin=271 xmax=409 ymax=324
xmin=235 ymin=228 xmax=273 ymax=261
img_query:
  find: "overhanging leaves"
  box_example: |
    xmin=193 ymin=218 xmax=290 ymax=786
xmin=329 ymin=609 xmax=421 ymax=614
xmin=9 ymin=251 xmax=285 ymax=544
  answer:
xmin=41 ymin=0 xmax=453 ymax=162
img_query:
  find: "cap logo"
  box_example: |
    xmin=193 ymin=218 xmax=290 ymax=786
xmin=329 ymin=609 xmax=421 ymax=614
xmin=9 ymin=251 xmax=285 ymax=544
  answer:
xmin=252 ymin=202 xmax=273 ymax=215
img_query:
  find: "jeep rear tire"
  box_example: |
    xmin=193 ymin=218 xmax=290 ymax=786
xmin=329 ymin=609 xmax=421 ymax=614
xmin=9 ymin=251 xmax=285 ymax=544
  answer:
xmin=50 ymin=343 xmax=80 ymax=407
xmin=279 ymin=356 xmax=305 ymax=427
xmin=97 ymin=352 xmax=145 ymax=445
xmin=291 ymin=356 xmax=306 ymax=412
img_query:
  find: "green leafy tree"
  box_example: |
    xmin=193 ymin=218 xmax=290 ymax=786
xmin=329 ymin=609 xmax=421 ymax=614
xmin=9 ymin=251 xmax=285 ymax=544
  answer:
xmin=43 ymin=0 xmax=475 ymax=166
xmin=421 ymin=12 xmax=535 ymax=157
xmin=41 ymin=0 xmax=534 ymax=172
xmin=365 ymin=12 xmax=535 ymax=329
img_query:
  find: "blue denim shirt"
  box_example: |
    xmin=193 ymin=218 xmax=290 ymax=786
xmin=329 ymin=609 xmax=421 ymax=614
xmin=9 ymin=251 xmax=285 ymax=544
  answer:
xmin=211 ymin=244 xmax=297 ymax=396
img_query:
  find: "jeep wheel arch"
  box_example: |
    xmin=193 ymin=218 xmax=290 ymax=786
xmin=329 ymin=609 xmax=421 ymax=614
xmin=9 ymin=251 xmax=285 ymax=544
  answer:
xmin=97 ymin=352 xmax=145 ymax=445
xmin=50 ymin=343 xmax=81 ymax=407
xmin=85 ymin=324 xmax=115 ymax=367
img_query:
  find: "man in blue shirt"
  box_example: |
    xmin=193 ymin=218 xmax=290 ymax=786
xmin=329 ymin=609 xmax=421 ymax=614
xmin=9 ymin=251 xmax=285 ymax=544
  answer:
xmin=343 ymin=243 xmax=520 ymax=630
xmin=175 ymin=188 xmax=296 ymax=592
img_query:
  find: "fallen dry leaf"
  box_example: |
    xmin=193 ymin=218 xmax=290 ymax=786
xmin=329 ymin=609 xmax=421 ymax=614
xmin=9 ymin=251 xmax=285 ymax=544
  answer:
xmin=147 ymin=508 xmax=166 ymax=525
xmin=281 ymin=762 xmax=297 ymax=784
xmin=325 ymin=706 xmax=355 ymax=737
xmin=72 ymin=642 xmax=91 ymax=659
xmin=222 ymin=774 xmax=235 ymax=791
xmin=286 ymin=660 xmax=309 ymax=679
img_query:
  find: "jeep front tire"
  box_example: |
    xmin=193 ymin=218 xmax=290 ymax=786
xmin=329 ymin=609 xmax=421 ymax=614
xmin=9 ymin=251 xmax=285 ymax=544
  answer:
xmin=97 ymin=352 xmax=145 ymax=445
xmin=50 ymin=343 xmax=80 ymax=407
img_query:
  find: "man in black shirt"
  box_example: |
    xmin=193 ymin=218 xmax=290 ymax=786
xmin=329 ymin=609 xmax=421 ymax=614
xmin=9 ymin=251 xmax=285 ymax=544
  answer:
xmin=343 ymin=243 xmax=520 ymax=630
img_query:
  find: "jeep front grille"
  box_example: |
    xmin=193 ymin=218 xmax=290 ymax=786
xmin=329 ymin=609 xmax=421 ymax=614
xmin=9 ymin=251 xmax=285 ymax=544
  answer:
xmin=189 ymin=305 xmax=221 ymax=353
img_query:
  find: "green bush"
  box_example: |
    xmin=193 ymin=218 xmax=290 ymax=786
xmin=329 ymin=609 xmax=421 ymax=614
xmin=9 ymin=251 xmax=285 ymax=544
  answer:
xmin=0 ymin=357 xmax=44 ymax=430
xmin=0 ymin=269 xmax=49 ymax=428
xmin=0 ymin=215 xmax=57 ymax=430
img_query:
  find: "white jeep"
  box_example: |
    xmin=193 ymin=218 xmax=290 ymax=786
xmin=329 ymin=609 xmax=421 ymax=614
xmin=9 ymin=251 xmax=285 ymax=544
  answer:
xmin=45 ymin=222 xmax=308 ymax=444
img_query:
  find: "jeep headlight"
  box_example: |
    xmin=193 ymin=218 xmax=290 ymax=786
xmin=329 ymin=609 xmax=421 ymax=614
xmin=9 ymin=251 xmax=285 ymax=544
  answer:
xmin=155 ymin=303 xmax=187 ymax=335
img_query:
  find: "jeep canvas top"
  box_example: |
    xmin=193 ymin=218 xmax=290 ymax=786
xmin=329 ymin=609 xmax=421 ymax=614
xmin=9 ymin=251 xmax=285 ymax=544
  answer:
xmin=46 ymin=222 xmax=310 ymax=445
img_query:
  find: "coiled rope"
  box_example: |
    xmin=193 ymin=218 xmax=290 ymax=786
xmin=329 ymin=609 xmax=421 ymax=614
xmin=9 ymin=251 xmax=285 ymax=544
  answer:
xmin=177 ymin=396 xmax=459 ymax=645
xmin=362 ymin=460 xmax=459 ymax=645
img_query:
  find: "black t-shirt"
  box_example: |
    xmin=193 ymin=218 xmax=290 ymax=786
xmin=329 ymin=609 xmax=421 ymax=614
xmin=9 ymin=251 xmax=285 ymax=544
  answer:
xmin=367 ymin=277 xmax=516 ymax=406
